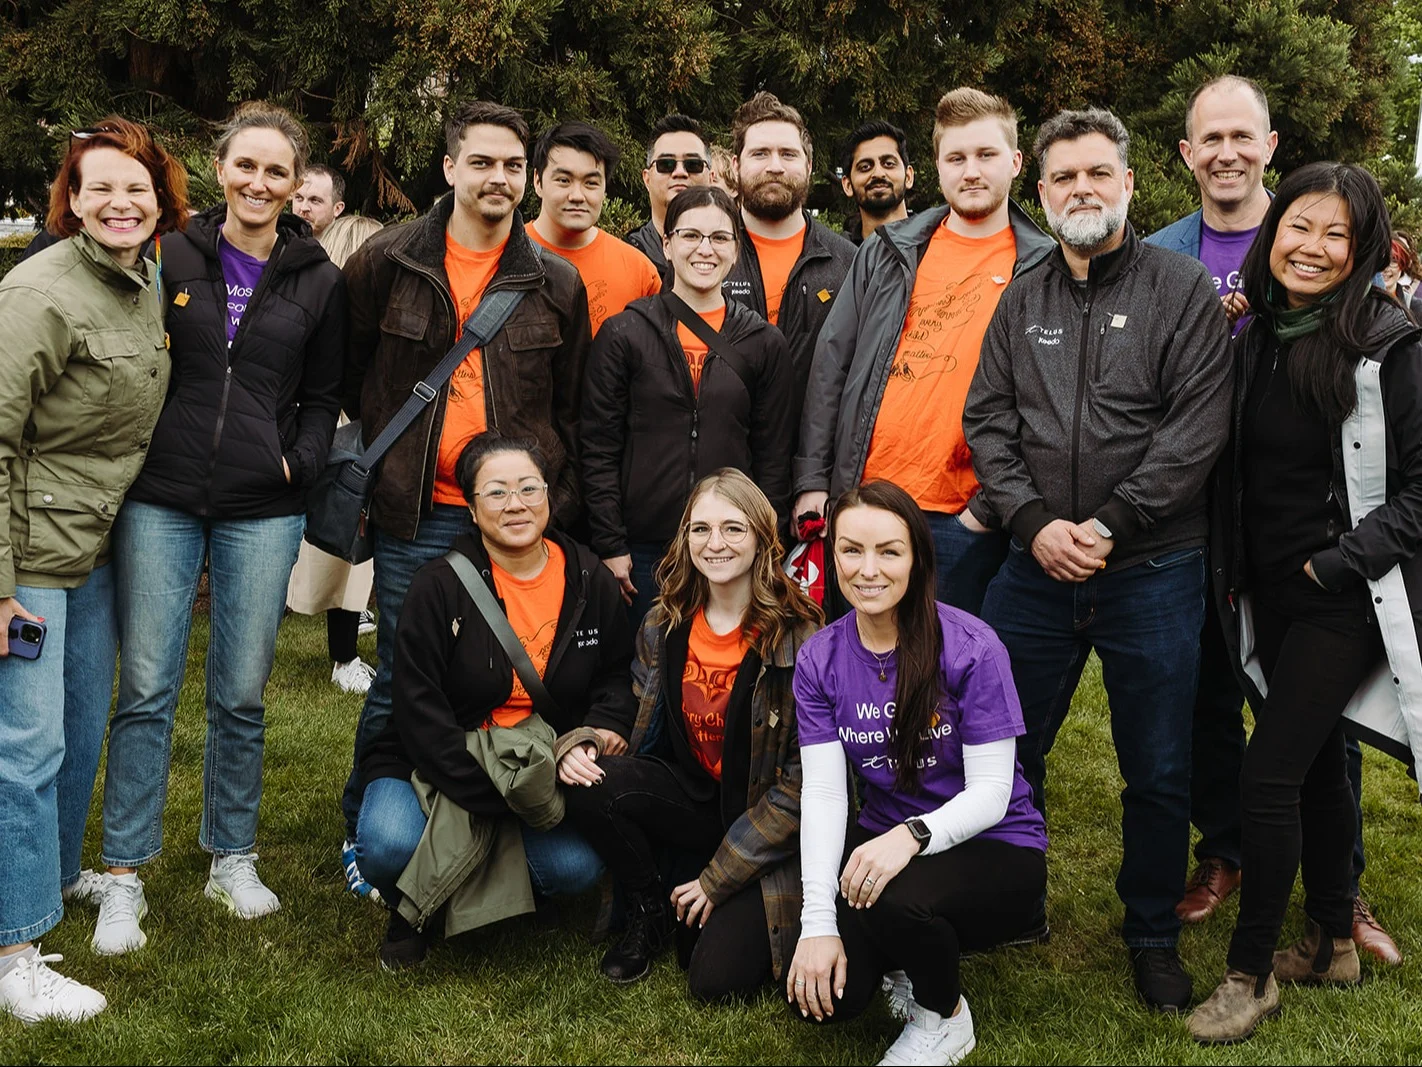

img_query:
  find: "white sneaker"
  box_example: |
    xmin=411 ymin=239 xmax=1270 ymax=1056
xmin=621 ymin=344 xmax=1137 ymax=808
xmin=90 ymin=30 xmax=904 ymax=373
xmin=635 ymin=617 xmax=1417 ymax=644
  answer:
xmin=91 ymin=872 xmax=148 ymax=956
xmin=882 ymin=969 xmax=914 ymax=1021
xmin=357 ymin=609 xmax=376 ymax=636
xmin=61 ymin=869 xmax=107 ymax=906
xmin=331 ymin=657 xmax=375 ymax=694
xmin=205 ymin=853 xmax=281 ymax=919
xmin=0 ymin=948 xmax=107 ymax=1024
xmin=877 ymin=996 xmax=975 ymax=1067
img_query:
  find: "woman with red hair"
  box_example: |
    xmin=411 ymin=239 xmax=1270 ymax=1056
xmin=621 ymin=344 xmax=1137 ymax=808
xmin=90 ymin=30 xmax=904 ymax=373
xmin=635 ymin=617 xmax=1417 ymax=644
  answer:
xmin=0 ymin=115 xmax=187 ymax=1023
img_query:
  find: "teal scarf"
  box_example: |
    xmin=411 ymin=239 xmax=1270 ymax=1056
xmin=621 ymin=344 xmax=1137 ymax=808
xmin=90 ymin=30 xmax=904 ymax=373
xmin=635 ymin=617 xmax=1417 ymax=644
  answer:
xmin=1264 ymin=282 xmax=1338 ymax=343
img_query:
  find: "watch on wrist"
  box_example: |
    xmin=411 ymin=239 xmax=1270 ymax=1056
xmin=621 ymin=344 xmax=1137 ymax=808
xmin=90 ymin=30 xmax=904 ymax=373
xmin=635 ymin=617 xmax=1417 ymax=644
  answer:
xmin=904 ymin=817 xmax=931 ymax=853
xmin=1091 ymin=517 xmax=1114 ymax=540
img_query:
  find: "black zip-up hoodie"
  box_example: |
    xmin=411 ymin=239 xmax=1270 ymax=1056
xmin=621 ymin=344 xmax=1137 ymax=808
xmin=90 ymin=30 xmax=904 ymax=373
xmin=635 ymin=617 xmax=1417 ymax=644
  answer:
xmin=963 ymin=223 xmax=1233 ymax=571
xmin=580 ymin=295 xmax=794 ymax=558
xmin=361 ymin=529 xmax=636 ymax=815
xmin=127 ymin=207 xmax=345 ymax=518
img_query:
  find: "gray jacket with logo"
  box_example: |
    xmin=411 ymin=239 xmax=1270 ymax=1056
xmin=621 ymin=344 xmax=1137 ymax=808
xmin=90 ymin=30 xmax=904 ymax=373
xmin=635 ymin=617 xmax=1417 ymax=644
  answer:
xmin=962 ymin=223 xmax=1232 ymax=571
xmin=794 ymin=202 xmax=1055 ymax=499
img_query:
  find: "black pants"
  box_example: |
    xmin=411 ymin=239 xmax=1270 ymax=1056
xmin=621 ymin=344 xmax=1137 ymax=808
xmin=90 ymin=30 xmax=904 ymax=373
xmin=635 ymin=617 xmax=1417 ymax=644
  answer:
xmin=563 ymin=754 xmax=774 ymax=1000
xmin=807 ymin=823 xmax=1046 ymax=1020
xmin=1226 ymin=575 xmax=1383 ymax=975
xmin=327 ymin=607 xmax=359 ymax=663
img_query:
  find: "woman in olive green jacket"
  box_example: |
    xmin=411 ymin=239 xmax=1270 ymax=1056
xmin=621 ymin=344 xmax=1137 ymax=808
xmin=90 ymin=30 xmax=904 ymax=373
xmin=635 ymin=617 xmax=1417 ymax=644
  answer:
xmin=0 ymin=117 xmax=187 ymax=1024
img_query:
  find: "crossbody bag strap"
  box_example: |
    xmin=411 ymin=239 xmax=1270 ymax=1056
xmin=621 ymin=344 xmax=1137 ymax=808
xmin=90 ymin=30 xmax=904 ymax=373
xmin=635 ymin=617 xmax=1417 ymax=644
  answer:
xmin=662 ymin=291 xmax=753 ymax=391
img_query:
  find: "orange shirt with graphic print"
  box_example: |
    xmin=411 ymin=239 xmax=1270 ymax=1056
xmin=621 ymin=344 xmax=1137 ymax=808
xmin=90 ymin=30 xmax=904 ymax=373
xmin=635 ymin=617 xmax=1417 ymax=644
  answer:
xmin=861 ymin=222 xmax=1017 ymax=514
xmin=528 ymin=227 xmax=661 ymax=336
xmin=487 ymin=540 xmax=567 ymax=728
xmin=682 ymin=610 xmax=750 ymax=780
xmin=434 ymin=233 xmax=507 ymax=506
xmin=675 ymin=305 xmax=728 ymax=393
xmin=749 ymin=223 xmax=805 ymax=326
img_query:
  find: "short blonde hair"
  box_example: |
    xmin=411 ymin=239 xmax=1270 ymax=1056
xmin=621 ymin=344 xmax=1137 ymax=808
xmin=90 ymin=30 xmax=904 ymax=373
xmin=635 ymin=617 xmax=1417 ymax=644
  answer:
xmin=932 ymin=87 xmax=1018 ymax=155
xmin=318 ymin=215 xmax=383 ymax=269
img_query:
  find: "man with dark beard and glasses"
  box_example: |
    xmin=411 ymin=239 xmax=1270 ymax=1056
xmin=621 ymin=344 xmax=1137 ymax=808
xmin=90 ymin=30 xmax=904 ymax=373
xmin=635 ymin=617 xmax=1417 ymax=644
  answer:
xmin=722 ymin=92 xmax=854 ymax=435
xmin=838 ymin=120 xmax=914 ymax=245
xmin=964 ymin=107 xmax=1232 ymax=1015
xmin=795 ymin=89 xmax=1053 ymax=613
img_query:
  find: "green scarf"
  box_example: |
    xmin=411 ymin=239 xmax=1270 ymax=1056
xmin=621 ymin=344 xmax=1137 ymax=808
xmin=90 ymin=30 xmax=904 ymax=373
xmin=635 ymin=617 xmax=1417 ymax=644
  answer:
xmin=1264 ymin=281 xmax=1338 ymax=343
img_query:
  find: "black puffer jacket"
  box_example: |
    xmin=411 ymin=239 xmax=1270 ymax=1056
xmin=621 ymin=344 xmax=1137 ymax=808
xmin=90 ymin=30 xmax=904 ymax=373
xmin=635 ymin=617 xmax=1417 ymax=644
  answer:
xmin=126 ymin=207 xmax=345 ymax=518
xmin=580 ymin=295 xmax=794 ymax=558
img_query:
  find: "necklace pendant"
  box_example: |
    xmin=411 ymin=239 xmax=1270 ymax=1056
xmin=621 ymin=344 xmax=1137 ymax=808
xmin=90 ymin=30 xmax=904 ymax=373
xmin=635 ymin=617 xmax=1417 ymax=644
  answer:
xmin=878 ymin=668 xmax=886 ymax=682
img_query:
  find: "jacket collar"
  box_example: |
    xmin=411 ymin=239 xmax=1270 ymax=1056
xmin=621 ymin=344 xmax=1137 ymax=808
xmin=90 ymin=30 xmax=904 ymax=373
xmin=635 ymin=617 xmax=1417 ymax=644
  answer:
xmin=389 ymin=193 xmax=545 ymax=290
xmin=73 ymin=230 xmax=151 ymax=291
xmin=628 ymin=290 xmax=769 ymax=346
xmin=738 ymin=209 xmax=835 ymax=261
xmin=183 ymin=204 xmax=327 ymax=274
xmin=637 ymin=610 xmax=811 ymax=670
xmin=877 ymin=200 xmax=1055 ymax=272
xmin=1047 ymin=219 xmax=1140 ymax=287
xmin=450 ymin=526 xmax=587 ymax=588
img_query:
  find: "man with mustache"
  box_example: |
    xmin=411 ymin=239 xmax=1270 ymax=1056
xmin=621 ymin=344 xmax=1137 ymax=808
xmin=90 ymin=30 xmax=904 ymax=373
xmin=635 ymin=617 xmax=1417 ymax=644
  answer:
xmin=338 ymin=99 xmax=592 ymax=880
xmin=964 ymin=107 xmax=1232 ymax=1014
xmin=722 ymin=92 xmax=855 ymax=436
xmin=795 ymin=88 xmax=1054 ymax=611
xmin=623 ymin=114 xmax=712 ymax=285
xmin=838 ymin=120 xmax=914 ymax=245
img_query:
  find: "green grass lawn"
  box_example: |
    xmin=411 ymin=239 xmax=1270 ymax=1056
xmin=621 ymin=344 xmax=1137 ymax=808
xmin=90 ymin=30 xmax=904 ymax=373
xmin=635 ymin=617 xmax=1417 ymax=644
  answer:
xmin=4 ymin=611 xmax=1421 ymax=1064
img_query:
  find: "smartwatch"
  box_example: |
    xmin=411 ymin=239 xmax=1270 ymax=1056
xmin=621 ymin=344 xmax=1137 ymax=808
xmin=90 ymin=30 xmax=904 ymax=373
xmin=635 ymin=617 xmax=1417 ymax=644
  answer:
xmin=904 ymin=817 xmax=932 ymax=853
xmin=1091 ymin=517 xmax=1114 ymax=540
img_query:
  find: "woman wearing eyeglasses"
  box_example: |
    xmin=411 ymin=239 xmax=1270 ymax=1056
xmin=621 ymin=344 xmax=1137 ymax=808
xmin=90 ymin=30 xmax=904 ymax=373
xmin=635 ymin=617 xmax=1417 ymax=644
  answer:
xmin=564 ymin=468 xmax=822 ymax=995
xmin=356 ymin=432 xmax=637 ymax=969
xmin=581 ymin=185 xmax=794 ymax=626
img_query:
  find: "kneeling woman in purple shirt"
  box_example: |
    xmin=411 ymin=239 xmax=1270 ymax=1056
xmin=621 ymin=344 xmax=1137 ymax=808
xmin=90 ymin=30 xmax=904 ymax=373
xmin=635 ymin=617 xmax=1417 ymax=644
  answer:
xmin=787 ymin=480 xmax=1047 ymax=1067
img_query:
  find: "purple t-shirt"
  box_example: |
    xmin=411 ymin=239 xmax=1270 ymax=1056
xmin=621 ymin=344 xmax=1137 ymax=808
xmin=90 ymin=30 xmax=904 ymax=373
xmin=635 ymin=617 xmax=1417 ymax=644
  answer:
xmin=794 ymin=602 xmax=1047 ymax=853
xmin=217 ymin=231 xmax=267 ymax=347
xmin=1200 ymin=221 xmax=1258 ymax=336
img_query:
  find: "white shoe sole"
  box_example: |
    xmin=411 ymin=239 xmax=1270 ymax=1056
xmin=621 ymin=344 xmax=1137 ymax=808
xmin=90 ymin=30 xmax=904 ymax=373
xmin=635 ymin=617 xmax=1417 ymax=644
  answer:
xmin=92 ymin=899 xmax=149 ymax=956
xmin=204 ymin=878 xmax=281 ymax=919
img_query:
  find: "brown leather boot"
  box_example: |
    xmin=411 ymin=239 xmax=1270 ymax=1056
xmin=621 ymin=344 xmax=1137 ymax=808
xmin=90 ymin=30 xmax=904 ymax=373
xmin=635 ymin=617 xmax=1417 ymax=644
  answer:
xmin=1188 ymin=970 xmax=1280 ymax=1045
xmin=1352 ymin=895 xmax=1403 ymax=966
xmin=1273 ymin=920 xmax=1361 ymax=984
xmin=1176 ymin=857 xmax=1241 ymax=923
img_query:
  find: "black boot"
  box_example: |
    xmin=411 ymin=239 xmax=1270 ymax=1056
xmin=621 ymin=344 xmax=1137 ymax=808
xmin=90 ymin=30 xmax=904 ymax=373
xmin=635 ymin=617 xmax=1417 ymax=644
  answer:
xmin=379 ymin=910 xmax=432 ymax=971
xmin=599 ymin=886 xmax=674 ymax=983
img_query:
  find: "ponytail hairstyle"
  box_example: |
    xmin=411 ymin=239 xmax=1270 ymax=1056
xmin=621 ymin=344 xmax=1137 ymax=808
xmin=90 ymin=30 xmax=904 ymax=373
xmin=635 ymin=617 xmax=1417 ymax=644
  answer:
xmin=830 ymin=480 xmax=942 ymax=793
xmin=1240 ymin=161 xmax=1393 ymax=424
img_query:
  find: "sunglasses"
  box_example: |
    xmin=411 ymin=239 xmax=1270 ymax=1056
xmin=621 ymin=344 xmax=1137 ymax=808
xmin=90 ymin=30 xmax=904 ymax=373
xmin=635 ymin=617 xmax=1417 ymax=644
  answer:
xmin=71 ymin=125 xmax=120 ymax=142
xmin=652 ymin=156 xmax=709 ymax=175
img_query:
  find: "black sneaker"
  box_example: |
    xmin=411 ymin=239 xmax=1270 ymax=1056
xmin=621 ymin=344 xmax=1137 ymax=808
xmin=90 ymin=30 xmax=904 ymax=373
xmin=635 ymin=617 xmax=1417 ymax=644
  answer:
xmin=599 ymin=887 xmax=674 ymax=983
xmin=1131 ymin=946 xmax=1193 ymax=1012
xmin=378 ymin=911 xmax=431 ymax=971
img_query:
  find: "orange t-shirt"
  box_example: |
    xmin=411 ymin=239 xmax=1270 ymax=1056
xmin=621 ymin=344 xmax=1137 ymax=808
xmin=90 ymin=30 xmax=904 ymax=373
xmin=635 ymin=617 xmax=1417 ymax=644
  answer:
xmin=681 ymin=610 xmax=750 ymax=781
xmin=675 ymin=305 xmax=728 ymax=393
xmin=487 ymin=540 xmax=567 ymax=728
xmin=434 ymin=233 xmax=507 ymax=506
xmin=861 ymin=222 xmax=1017 ymax=514
xmin=528 ymin=227 xmax=661 ymax=336
xmin=749 ymin=224 xmax=806 ymax=326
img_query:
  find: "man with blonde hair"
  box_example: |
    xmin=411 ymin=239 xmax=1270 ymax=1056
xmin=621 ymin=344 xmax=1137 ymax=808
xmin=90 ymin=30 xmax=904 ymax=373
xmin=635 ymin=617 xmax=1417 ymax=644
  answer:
xmin=795 ymin=87 xmax=1054 ymax=611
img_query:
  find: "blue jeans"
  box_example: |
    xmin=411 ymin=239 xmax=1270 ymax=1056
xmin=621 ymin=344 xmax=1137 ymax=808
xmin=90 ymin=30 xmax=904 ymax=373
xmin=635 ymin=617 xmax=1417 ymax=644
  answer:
xmin=923 ymin=511 xmax=1009 ymax=616
xmin=627 ymin=541 xmax=666 ymax=631
xmin=981 ymin=542 xmax=1205 ymax=947
xmin=0 ymin=566 xmax=117 ymax=944
xmin=355 ymin=776 xmax=604 ymax=902
xmin=102 ymin=502 xmax=304 ymax=864
xmin=341 ymin=506 xmax=475 ymax=839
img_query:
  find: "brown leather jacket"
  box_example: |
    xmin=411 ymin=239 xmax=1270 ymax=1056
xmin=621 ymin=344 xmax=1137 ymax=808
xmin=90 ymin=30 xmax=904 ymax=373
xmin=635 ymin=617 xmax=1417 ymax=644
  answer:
xmin=342 ymin=195 xmax=591 ymax=538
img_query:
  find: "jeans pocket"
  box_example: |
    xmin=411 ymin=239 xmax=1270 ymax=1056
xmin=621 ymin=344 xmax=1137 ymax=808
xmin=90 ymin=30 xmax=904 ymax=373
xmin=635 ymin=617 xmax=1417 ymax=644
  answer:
xmin=1144 ymin=546 xmax=1206 ymax=570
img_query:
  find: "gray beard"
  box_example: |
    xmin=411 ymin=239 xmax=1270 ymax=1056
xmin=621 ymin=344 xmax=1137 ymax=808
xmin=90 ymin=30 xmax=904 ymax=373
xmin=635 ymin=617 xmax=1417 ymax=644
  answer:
xmin=1045 ymin=197 xmax=1128 ymax=253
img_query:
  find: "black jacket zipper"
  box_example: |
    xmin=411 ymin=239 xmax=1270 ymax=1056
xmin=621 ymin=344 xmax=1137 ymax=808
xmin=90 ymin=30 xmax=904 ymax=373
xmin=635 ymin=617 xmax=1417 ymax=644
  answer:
xmin=1070 ymin=281 xmax=1094 ymax=522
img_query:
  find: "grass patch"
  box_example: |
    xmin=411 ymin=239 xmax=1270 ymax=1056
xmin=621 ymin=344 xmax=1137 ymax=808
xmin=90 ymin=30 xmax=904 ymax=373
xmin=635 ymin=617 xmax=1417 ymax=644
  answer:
xmin=3 ymin=613 xmax=1421 ymax=1064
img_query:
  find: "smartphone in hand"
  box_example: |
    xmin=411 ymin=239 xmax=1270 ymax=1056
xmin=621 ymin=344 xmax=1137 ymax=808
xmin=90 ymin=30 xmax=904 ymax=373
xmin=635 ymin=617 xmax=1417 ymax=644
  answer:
xmin=6 ymin=617 xmax=46 ymax=660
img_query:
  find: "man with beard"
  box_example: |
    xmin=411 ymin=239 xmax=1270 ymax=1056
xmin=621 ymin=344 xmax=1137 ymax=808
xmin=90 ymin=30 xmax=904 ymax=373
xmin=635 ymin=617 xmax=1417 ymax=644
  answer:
xmin=795 ymin=89 xmax=1054 ymax=611
xmin=338 ymin=100 xmax=591 ymax=879
xmin=623 ymin=114 xmax=712 ymax=284
xmin=723 ymin=92 xmax=855 ymax=432
xmin=964 ymin=107 xmax=1232 ymax=1014
xmin=293 ymin=164 xmax=346 ymax=238
xmin=838 ymin=120 xmax=914 ymax=245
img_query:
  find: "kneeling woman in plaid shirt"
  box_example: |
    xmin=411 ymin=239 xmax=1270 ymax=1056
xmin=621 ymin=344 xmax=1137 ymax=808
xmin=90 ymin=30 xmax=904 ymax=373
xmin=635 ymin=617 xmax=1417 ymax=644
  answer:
xmin=564 ymin=468 xmax=822 ymax=997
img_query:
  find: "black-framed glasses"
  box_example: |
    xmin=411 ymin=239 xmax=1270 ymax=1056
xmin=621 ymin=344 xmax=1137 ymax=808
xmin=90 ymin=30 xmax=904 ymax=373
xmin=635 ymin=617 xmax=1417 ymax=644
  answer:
xmin=687 ymin=520 xmax=750 ymax=544
xmin=652 ymin=156 xmax=709 ymax=175
xmin=474 ymin=482 xmax=548 ymax=509
xmin=670 ymin=228 xmax=736 ymax=249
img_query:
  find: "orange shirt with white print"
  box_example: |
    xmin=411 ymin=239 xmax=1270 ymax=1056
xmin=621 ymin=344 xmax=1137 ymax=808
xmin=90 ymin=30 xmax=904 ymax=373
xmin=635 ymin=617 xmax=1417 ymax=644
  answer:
xmin=682 ymin=609 xmax=751 ymax=780
xmin=487 ymin=540 xmax=567 ymax=728
xmin=675 ymin=305 xmax=728 ymax=393
xmin=861 ymin=222 xmax=1017 ymax=514
xmin=527 ymin=228 xmax=661 ymax=336
xmin=433 ymin=233 xmax=507 ymax=506
xmin=749 ymin=223 xmax=805 ymax=326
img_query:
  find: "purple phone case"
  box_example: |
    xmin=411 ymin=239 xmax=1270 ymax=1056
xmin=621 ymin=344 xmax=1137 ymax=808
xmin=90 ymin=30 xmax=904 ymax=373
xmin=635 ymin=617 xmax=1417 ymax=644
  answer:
xmin=6 ymin=618 xmax=45 ymax=660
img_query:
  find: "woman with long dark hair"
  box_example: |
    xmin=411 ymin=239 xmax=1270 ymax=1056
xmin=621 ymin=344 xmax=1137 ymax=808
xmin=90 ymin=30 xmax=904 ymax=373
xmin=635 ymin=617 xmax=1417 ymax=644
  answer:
xmin=786 ymin=480 xmax=1047 ymax=1066
xmin=563 ymin=468 xmax=821 ymax=996
xmin=1190 ymin=162 xmax=1422 ymax=1043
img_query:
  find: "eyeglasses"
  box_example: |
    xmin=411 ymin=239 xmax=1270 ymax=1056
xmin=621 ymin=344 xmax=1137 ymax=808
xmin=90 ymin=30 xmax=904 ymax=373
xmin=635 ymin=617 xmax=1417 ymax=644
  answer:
xmin=670 ymin=228 xmax=736 ymax=250
xmin=652 ymin=157 xmax=709 ymax=175
xmin=474 ymin=482 xmax=548 ymax=509
xmin=687 ymin=521 xmax=750 ymax=544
